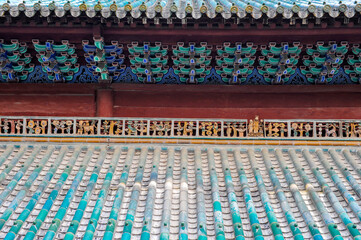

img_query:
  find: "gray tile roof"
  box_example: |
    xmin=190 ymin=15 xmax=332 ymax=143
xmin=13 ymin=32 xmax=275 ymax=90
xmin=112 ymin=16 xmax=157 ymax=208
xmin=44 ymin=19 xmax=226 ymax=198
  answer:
xmin=0 ymin=143 xmax=360 ymax=240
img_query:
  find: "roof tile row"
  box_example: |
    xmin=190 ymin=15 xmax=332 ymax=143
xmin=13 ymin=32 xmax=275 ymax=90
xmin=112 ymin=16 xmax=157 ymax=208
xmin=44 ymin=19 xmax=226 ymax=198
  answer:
xmin=0 ymin=0 xmax=360 ymax=19
xmin=0 ymin=143 xmax=360 ymax=239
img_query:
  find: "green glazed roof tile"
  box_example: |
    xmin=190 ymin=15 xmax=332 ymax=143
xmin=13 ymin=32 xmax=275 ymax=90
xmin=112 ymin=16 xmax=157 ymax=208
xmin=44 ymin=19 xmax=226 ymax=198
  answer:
xmin=0 ymin=144 xmax=360 ymax=239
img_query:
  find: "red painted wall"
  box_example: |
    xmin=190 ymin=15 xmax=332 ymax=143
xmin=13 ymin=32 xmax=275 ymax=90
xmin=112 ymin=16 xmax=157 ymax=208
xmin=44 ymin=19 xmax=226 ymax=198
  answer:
xmin=0 ymin=84 xmax=360 ymax=119
xmin=112 ymin=85 xmax=361 ymax=119
xmin=0 ymin=84 xmax=96 ymax=117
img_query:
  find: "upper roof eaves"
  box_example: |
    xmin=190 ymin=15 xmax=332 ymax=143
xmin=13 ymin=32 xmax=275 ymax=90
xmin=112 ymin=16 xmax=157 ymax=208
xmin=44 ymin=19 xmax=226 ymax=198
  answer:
xmin=0 ymin=0 xmax=359 ymax=19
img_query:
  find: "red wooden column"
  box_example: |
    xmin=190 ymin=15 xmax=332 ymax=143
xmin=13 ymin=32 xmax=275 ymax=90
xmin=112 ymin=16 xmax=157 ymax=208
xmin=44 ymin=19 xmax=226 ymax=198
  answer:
xmin=96 ymin=88 xmax=113 ymax=117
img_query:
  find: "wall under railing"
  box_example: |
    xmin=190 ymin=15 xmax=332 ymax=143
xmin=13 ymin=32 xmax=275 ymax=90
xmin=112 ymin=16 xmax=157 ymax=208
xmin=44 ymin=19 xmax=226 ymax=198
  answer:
xmin=0 ymin=116 xmax=360 ymax=140
xmin=1 ymin=84 xmax=361 ymax=120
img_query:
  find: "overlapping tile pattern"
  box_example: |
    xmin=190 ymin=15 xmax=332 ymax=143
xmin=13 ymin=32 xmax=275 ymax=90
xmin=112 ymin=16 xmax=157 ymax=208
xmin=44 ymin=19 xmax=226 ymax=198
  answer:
xmin=0 ymin=143 xmax=360 ymax=239
xmin=0 ymin=0 xmax=359 ymax=20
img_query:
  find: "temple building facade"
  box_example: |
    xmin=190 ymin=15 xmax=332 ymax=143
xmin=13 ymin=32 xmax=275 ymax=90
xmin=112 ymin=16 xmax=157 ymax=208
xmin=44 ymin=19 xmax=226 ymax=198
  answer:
xmin=0 ymin=0 xmax=360 ymax=239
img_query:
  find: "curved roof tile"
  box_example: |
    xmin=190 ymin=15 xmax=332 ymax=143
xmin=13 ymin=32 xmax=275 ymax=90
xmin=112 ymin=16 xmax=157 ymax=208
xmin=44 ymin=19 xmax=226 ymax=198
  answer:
xmin=0 ymin=143 xmax=360 ymax=239
xmin=0 ymin=0 xmax=360 ymax=19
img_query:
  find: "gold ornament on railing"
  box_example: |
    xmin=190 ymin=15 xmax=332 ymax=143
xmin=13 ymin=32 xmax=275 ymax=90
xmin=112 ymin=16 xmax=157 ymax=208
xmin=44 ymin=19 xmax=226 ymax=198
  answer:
xmin=248 ymin=116 xmax=264 ymax=137
xmin=77 ymin=120 xmax=97 ymax=135
xmin=224 ymin=122 xmax=247 ymax=137
xmin=0 ymin=117 xmax=359 ymax=140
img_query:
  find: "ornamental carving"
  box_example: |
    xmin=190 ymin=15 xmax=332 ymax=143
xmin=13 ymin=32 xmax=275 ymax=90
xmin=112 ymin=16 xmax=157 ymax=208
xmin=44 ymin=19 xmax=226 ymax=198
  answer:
xmin=52 ymin=120 xmax=73 ymax=134
xmin=0 ymin=39 xmax=357 ymax=85
xmin=124 ymin=120 xmax=148 ymax=136
xmin=199 ymin=122 xmax=221 ymax=137
xmin=27 ymin=119 xmax=48 ymax=134
xmin=224 ymin=121 xmax=247 ymax=137
xmin=76 ymin=120 xmax=97 ymax=135
xmin=291 ymin=122 xmax=313 ymax=137
xmin=316 ymin=122 xmax=340 ymax=137
xmin=0 ymin=117 xmax=359 ymax=140
xmin=248 ymin=116 xmax=264 ymax=137
xmin=343 ymin=122 xmax=361 ymax=137
xmin=150 ymin=121 xmax=171 ymax=136
xmin=266 ymin=122 xmax=288 ymax=137
xmin=0 ymin=119 xmax=23 ymax=134
xmin=175 ymin=121 xmax=196 ymax=136
xmin=101 ymin=120 xmax=123 ymax=135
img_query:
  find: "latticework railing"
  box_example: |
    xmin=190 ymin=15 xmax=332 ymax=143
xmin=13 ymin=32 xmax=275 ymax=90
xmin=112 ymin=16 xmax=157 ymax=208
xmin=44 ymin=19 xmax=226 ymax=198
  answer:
xmin=0 ymin=116 xmax=360 ymax=139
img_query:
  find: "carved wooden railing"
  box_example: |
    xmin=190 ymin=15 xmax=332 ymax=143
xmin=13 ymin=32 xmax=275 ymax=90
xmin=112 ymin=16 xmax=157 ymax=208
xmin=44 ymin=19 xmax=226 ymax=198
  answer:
xmin=0 ymin=116 xmax=360 ymax=140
